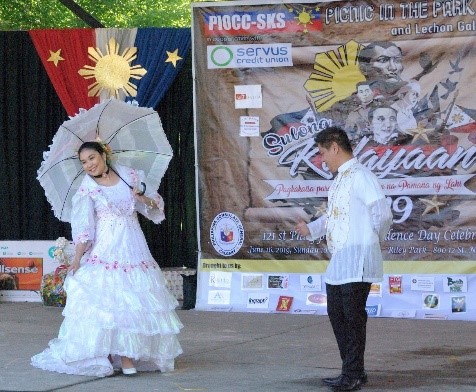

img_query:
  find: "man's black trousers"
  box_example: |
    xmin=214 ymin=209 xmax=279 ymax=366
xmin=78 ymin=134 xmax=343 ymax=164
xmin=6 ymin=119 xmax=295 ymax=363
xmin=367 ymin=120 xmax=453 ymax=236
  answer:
xmin=326 ymin=282 xmax=372 ymax=378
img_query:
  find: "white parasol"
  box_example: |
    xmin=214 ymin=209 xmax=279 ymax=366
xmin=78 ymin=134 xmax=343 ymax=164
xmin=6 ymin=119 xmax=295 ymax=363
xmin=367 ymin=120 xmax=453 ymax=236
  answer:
xmin=37 ymin=98 xmax=173 ymax=222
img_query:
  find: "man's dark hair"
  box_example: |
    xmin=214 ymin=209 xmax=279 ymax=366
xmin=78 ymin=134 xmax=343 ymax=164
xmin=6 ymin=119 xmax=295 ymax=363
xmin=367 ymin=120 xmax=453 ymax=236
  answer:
xmin=358 ymin=41 xmax=402 ymax=64
xmin=314 ymin=126 xmax=353 ymax=153
xmin=356 ymin=81 xmax=371 ymax=89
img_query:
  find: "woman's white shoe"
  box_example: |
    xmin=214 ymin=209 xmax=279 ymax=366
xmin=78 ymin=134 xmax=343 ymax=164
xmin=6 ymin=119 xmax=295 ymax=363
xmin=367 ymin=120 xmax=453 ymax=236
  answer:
xmin=122 ymin=367 xmax=137 ymax=376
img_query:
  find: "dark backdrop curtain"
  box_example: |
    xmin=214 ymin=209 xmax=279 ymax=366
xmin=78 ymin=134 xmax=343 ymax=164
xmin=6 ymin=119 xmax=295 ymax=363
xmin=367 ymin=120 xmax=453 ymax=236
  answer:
xmin=0 ymin=31 xmax=70 ymax=240
xmin=140 ymin=53 xmax=197 ymax=268
xmin=0 ymin=31 xmax=197 ymax=269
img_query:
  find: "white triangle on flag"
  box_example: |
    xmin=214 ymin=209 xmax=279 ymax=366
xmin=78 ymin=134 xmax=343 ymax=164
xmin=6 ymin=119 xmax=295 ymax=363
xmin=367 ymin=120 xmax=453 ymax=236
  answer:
xmin=446 ymin=104 xmax=474 ymax=129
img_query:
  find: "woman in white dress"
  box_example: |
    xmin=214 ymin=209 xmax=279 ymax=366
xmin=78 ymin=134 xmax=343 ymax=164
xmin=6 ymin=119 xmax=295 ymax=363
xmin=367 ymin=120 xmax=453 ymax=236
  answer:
xmin=31 ymin=141 xmax=183 ymax=377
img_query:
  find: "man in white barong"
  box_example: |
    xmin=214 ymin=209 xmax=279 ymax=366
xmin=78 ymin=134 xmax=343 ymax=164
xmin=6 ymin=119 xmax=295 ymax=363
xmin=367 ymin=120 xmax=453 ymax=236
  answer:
xmin=296 ymin=126 xmax=393 ymax=391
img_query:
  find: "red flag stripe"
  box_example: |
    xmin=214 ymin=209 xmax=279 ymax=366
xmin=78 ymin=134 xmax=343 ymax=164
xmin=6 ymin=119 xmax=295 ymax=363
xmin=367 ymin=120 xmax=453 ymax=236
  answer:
xmin=29 ymin=28 xmax=99 ymax=116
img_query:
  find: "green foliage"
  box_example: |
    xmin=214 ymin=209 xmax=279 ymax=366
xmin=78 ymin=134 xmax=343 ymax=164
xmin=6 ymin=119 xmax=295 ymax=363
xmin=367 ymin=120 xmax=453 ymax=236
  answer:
xmin=0 ymin=0 xmax=218 ymax=30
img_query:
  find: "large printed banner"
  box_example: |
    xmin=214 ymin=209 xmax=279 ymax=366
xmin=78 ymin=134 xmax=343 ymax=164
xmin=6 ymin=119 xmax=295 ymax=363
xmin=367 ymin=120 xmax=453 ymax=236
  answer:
xmin=0 ymin=241 xmax=57 ymax=302
xmin=192 ymin=0 xmax=476 ymax=319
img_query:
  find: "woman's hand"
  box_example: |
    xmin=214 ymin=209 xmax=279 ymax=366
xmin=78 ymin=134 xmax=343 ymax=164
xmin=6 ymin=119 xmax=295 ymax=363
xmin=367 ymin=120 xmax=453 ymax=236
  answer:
xmin=68 ymin=259 xmax=81 ymax=275
xmin=69 ymin=241 xmax=89 ymax=275
xmin=133 ymin=189 xmax=158 ymax=210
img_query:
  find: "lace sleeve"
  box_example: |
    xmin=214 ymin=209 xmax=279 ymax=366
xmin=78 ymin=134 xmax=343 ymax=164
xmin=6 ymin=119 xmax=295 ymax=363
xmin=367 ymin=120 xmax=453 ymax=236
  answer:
xmin=307 ymin=214 xmax=327 ymax=240
xmin=354 ymin=169 xmax=392 ymax=240
xmin=369 ymin=198 xmax=393 ymax=242
xmin=133 ymin=168 xmax=166 ymax=224
xmin=71 ymin=188 xmax=95 ymax=244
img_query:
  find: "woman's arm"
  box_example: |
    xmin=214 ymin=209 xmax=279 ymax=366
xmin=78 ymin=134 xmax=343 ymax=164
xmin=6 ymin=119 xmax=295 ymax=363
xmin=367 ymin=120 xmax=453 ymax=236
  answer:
xmin=134 ymin=192 xmax=163 ymax=213
xmin=68 ymin=241 xmax=89 ymax=274
xmin=129 ymin=167 xmax=166 ymax=224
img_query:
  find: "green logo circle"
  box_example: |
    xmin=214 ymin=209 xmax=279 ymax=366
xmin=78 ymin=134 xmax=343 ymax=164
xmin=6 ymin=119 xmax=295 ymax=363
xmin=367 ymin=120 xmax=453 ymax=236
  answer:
xmin=211 ymin=46 xmax=233 ymax=67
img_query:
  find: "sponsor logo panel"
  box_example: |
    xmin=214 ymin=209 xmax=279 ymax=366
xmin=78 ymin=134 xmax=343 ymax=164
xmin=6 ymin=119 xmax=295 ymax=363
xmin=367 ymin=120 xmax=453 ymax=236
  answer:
xmin=267 ymin=274 xmax=289 ymax=289
xmin=0 ymin=258 xmax=43 ymax=290
xmin=365 ymin=304 xmax=381 ymax=317
xmin=207 ymin=44 xmax=293 ymax=69
xmin=247 ymin=292 xmax=269 ymax=309
xmin=276 ymin=295 xmax=293 ymax=311
xmin=306 ymin=293 xmax=327 ymax=306
xmin=300 ymin=274 xmax=322 ymax=291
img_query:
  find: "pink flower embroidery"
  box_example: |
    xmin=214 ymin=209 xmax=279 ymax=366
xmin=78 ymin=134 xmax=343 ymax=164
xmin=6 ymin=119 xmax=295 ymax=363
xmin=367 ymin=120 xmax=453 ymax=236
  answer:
xmin=84 ymin=257 xmax=156 ymax=271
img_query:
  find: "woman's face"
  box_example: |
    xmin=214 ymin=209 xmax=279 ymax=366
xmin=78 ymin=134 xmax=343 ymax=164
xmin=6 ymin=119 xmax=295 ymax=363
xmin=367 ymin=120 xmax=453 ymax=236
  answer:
xmin=404 ymin=90 xmax=420 ymax=108
xmin=371 ymin=107 xmax=398 ymax=144
xmin=79 ymin=148 xmax=107 ymax=177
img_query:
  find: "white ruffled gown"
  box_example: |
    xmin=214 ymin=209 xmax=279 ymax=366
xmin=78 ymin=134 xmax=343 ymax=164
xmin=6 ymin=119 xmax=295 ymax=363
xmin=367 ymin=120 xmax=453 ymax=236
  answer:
xmin=31 ymin=166 xmax=183 ymax=377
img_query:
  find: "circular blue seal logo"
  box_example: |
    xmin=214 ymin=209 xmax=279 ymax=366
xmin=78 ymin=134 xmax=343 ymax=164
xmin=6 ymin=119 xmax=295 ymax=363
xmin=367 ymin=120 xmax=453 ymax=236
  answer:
xmin=210 ymin=212 xmax=244 ymax=256
xmin=48 ymin=246 xmax=56 ymax=258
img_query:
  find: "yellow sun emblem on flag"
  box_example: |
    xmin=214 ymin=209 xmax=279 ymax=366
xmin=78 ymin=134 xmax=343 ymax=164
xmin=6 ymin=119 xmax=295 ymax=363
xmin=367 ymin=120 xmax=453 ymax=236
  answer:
xmin=78 ymin=37 xmax=147 ymax=98
xmin=304 ymin=40 xmax=366 ymax=113
xmin=451 ymin=112 xmax=464 ymax=125
xmin=288 ymin=6 xmax=319 ymax=33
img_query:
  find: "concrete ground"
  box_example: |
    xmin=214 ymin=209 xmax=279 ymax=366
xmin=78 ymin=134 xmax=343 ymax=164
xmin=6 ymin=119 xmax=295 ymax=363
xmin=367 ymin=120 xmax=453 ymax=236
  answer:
xmin=0 ymin=302 xmax=475 ymax=392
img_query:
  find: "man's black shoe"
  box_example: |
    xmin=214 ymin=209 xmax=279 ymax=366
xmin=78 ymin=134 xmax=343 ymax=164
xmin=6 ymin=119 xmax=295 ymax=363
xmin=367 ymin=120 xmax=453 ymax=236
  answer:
xmin=360 ymin=372 xmax=368 ymax=384
xmin=331 ymin=375 xmax=362 ymax=391
xmin=322 ymin=375 xmax=344 ymax=386
xmin=323 ymin=373 xmax=367 ymax=387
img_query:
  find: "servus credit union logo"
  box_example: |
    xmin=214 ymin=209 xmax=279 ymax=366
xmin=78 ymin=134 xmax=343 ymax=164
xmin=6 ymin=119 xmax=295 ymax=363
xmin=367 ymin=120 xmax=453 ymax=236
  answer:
xmin=210 ymin=212 xmax=244 ymax=256
xmin=207 ymin=44 xmax=293 ymax=69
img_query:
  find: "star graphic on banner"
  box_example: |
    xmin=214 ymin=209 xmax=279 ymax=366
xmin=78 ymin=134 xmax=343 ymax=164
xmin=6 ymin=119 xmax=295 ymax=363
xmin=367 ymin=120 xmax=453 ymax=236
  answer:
xmin=418 ymin=195 xmax=446 ymax=215
xmin=165 ymin=49 xmax=182 ymax=67
xmin=47 ymin=49 xmax=64 ymax=67
xmin=410 ymin=124 xmax=434 ymax=143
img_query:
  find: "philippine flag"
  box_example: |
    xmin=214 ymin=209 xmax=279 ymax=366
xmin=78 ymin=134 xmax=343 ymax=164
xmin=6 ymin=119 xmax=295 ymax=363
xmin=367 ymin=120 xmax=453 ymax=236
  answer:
xmin=29 ymin=28 xmax=191 ymax=115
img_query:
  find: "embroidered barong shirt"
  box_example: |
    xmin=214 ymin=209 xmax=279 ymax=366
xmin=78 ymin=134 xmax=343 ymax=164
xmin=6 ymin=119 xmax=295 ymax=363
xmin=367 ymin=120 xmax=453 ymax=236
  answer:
xmin=307 ymin=158 xmax=393 ymax=285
